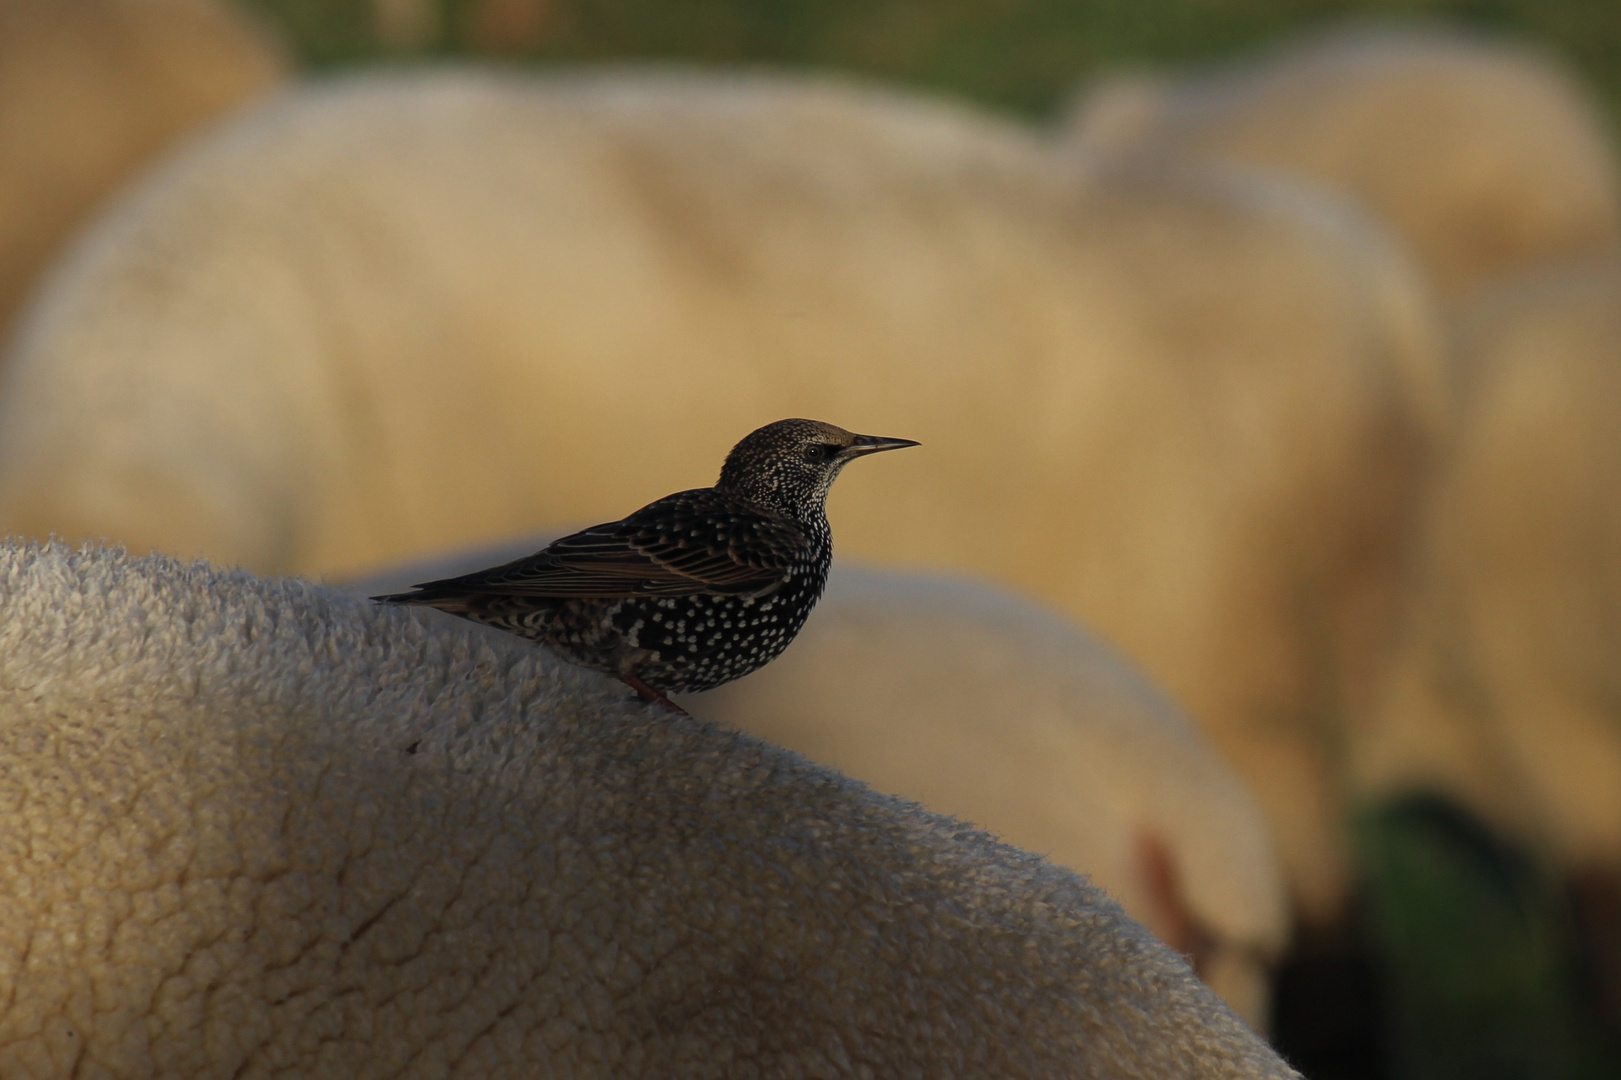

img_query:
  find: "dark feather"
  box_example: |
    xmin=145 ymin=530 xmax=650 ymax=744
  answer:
xmin=383 ymin=489 xmax=805 ymax=602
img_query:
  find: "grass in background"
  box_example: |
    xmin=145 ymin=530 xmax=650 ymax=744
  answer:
xmin=241 ymin=0 xmax=1621 ymax=124
xmin=1357 ymin=797 xmax=1621 ymax=1080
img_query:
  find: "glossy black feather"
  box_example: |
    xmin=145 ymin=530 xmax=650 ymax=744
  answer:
xmin=373 ymin=418 xmax=915 ymax=695
xmin=396 ymin=489 xmax=807 ymax=601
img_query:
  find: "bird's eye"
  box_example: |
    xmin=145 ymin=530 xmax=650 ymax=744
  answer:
xmin=804 ymin=444 xmax=833 ymax=464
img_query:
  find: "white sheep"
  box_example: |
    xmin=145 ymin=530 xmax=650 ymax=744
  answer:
xmin=0 ymin=69 xmax=1446 ymax=927
xmin=1357 ymin=257 xmax=1621 ymax=882
xmin=359 ymin=548 xmax=1292 ymax=1031
xmin=1065 ymin=26 xmax=1621 ymax=302
xmin=0 ymin=0 xmax=286 ymax=340
xmin=0 ymin=541 xmax=1300 ymax=1079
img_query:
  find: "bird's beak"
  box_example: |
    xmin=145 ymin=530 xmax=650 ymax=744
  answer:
xmin=841 ymin=434 xmax=920 ymax=458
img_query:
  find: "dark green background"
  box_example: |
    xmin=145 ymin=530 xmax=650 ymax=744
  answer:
xmin=244 ymin=0 xmax=1621 ymax=125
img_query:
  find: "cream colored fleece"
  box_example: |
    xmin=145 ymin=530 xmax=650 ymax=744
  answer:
xmin=1065 ymin=25 xmax=1621 ymax=302
xmin=359 ymin=548 xmax=1290 ymax=1032
xmin=1359 ymin=258 xmax=1621 ymax=876
xmin=0 ymin=543 xmax=1298 ymax=1079
xmin=0 ymin=0 xmax=286 ymax=340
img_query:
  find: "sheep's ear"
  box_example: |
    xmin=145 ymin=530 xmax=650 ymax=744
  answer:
xmin=1137 ymin=830 xmax=1214 ymax=973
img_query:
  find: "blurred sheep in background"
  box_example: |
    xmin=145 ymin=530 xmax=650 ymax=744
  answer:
xmin=1065 ymin=26 xmax=1621 ymax=304
xmin=0 ymin=70 xmax=1447 ymax=932
xmin=0 ymin=0 xmax=287 ymax=341
xmin=1062 ymin=21 xmax=1621 ymax=1072
xmin=358 ymin=550 xmax=1292 ymax=1031
xmin=1357 ymin=256 xmax=1621 ymax=1037
xmin=702 ymin=565 xmax=1295 ymax=1032
xmin=0 ymin=542 xmax=1299 ymax=1079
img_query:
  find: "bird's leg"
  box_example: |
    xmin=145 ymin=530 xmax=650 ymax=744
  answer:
xmin=619 ymin=673 xmax=691 ymax=716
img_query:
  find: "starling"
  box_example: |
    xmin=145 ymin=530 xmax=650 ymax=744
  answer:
xmin=373 ymin=419 xmax=917 ymax=710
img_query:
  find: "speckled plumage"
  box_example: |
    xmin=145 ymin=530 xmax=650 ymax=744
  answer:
xmin=374 ymin=419 xmax=916 ymax=698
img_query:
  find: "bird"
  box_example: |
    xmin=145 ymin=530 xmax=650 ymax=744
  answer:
xmin=373 ymin=419 xmax=917 ymax=711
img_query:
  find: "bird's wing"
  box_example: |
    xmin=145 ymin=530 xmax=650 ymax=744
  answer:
xmin=409 ymin=491 xmax=805 ymax=599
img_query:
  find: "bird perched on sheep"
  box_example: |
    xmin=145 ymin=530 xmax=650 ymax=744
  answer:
xmin=1064 ymin=25 xmax=1621 ymax=303
xmin=375 ymin=419 xmax=917 ymax=705
xmin=0 ymin=0 xmax=286 ymax=343
xmin=0 ymin=69 xmax=1446 ymax=928
xmin=359 ymin=548 xmax=1293 ymax=1031
xmin=0 ymin=541 xmax=1300 ymax=1079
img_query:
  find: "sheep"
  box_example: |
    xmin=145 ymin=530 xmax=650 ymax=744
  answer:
xmin=359 ymin=547 xmax=1292 ymax=1031
xmin=0 ymin=0 xmax=286 ymax=342
xmin=0 ymin=541 xmax=1300 ymax=1079
xmin=1356 ymin=257 xmax=1621 ymax=897
xmin=1351 ymin=257 xmax=1621 ymax=1037
xmin=1064 ymin=26 xmax=1621 ymax=302
xmin=0 ymin=69 xmax=1447 ymax=928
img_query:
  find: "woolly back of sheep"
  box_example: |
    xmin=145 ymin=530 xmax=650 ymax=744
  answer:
xmin=355 ymin=547 xmax=1293 ymax=1030
xmin=0 ymin=542 xmax=1296 ymax=1079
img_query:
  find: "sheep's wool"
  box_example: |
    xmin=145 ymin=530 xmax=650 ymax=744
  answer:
xmin=0 ymin=543 xmax=1296 ymax=1079
xmin=1066 ymin=26 xmax=1621 ymax=301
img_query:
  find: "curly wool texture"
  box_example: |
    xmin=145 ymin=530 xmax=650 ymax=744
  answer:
xmin=696 ymin=566 xmax=1290 ymax=1030
xmin=1065 ymin=26 xmax=1621 ymax=302
xmin=0 ymin=543 xmax=1297 ymax=1079
xmin=361 ymin=547 xmax=1290 ymax=1031
xmin=0 ymin=70 xmax=1443 ymax=925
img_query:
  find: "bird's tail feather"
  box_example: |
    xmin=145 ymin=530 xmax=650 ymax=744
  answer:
xmin=371 ymin=589 xmax=473 ymax=615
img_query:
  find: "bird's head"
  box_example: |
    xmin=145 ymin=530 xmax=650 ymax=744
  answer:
xmin=716 ymin=418 xmax=918 ymax=517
